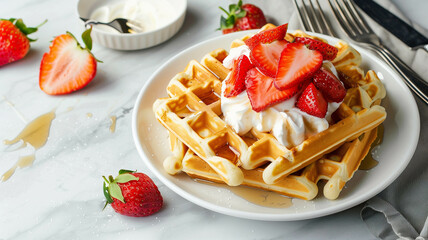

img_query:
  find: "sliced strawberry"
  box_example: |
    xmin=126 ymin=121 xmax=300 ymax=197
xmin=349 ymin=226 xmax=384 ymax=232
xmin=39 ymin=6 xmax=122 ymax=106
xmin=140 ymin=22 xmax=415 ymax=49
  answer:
xmin=244 ymin=23 xmax=288 ymax=50
xmin=274 ymin=42 xmax=323 ymax=90
xmin=224 ymin=55 xmax=253 ymax=97
xmin=245 ymin=68 xmax=298 ymax=112
xmin=312 ymin=67 xmax=346 ymax=102
xmin=294 ymin=37 xmax=338 ymax=61
xmin=296 ymin=83 xmax=328 ymax=118
xmin=39 ymin=29 xmax=99 ymax=95
xmin=250 ymin=40 xmax=288 ymax=78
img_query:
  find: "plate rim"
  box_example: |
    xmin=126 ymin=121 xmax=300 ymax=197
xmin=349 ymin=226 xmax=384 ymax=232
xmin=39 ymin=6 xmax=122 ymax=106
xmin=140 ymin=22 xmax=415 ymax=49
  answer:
xmin=131 ymin=29 xmax=420 ymax=221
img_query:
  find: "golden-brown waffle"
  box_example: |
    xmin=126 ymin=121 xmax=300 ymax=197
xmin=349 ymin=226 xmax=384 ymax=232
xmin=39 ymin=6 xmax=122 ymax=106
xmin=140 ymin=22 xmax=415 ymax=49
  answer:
xmin=153 ymin=26 xmax=386 ymax=199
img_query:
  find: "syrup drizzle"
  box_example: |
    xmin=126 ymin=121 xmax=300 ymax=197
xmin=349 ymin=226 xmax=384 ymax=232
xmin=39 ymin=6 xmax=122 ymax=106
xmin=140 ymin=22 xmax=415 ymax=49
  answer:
xmin=195 ymin=179 xmax=292 ymax=208
xmin=2 ymin=111 xmax=56 ymax=181
xmin=109 ymin=116 xmax=117 ymax=133
xmin=359 ymin=124 xmax=384 ymax=170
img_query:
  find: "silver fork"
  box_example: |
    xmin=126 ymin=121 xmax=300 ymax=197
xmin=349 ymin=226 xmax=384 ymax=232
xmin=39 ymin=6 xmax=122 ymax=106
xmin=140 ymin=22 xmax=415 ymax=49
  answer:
xmin=293 ymin=0 xmax=337 ymax=37
xmin=293 ymin=0 xmax=428 ymax=105
xmin=80 ymin=17 xmax=143 ymax=34
xmin=328 ymin=0 xmax=428 ymax=105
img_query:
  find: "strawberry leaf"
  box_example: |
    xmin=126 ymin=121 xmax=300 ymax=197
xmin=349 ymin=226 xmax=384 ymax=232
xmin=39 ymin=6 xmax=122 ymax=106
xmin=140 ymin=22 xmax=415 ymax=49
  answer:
xmin=118 ymin=169 xmax=135 ymax=175
xmin=108 ymin=182 xmax=125 ymax=203
xmin=103 ymin=182 xmax=114 ymax=204
xmin=114 ymin=173 xmax=138 ymax=183
xmin=236 ymin=10 xmax=246 ymax=19
xmin=81 ymin=27 xmax=93 ymax=51
xmin=218 ymin=0 xmax=246 ymax=31
xmin=6 ymin=18 xmax=47 ymax=42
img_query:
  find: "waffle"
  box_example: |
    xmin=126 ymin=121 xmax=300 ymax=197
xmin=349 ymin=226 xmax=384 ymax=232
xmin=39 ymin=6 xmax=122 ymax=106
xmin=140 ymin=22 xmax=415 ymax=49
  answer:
xmin=153 ymin=26 xmax=386 ymax=199
xmin=180 ymin=126 xmax=378 ymax=200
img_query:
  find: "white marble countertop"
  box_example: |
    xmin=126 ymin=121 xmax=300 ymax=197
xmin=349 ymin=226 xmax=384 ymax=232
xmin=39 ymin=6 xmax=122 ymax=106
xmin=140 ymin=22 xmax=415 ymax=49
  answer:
xmin=1 ymin=0 xmax=427 ymax=239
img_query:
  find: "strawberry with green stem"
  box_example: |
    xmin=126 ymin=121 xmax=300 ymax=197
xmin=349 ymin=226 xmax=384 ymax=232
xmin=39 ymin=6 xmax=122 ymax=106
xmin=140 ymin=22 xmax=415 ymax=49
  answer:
xmin=218 ymin=0 xmax=267 ymax=34
xmin=103 ymin=169 xmax=163 ymax=217
xmin=0 ymin=18 xmax=46 ymax=66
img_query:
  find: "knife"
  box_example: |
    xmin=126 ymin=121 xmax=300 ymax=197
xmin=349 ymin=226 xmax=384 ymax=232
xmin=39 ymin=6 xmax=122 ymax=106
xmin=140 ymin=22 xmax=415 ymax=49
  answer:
xmin=353 ymin=0 xmax=428 ymax=51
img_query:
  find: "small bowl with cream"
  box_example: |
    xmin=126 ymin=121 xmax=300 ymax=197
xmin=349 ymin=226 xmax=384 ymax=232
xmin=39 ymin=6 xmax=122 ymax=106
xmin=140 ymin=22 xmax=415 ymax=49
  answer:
xmin=77 ymin=0 xmax=187 ymax=50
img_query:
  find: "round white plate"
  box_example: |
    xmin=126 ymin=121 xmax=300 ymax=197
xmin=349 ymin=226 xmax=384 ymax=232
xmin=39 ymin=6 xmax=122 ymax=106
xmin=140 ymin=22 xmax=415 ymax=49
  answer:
xmin=132 ymin=30 xmax=420 ymax=221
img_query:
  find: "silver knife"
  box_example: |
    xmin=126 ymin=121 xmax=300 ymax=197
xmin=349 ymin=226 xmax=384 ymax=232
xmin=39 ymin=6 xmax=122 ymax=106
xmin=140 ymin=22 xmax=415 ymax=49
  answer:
xmin=353 ymin=0 xmax=428 ymax=51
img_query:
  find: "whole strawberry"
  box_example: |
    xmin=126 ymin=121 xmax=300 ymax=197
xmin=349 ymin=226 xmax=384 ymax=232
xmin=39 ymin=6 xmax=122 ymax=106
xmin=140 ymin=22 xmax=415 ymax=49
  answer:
xmin=219 ymin=0 xmax=267 ymax=34
xmin=0 ymin=18 xmax=45 ymax=66
xmin=103 ymin=170 xmax=163 ymax=217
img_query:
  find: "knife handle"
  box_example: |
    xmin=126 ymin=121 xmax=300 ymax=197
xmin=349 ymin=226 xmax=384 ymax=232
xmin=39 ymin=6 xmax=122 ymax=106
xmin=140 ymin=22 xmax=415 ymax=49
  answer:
xmin=369 ymin=44 xmax=428 ymax=105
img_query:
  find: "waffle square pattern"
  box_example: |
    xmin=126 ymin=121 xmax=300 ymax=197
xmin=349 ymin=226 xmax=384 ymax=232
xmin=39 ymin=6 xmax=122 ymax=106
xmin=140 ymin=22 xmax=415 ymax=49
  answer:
xmin=153 ymin=26 xmax=386 ymax=200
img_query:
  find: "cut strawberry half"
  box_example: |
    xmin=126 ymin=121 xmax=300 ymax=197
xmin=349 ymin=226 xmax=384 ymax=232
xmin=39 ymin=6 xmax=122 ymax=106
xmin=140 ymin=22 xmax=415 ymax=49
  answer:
xmin=312 ymin=67 xmax=346 ymax=102
xmin=244 ymin=23 xmax=288 ymax=50
xmin=39 ymin=28 xmax=100 ymax=95
xmin=224 ymin=55 xmax=253 ymax=97
xmin=274 ymin=42 xmax=323 ymax=90
xmin=294 ymin=37 xmax=338 ymax=61
xmin=245 ymin=68 xmax=299 ymax=112
xmin=250 ymin=40 xmax=288 ymax=78
xmin=296 ymin=82 xmax=328 ymax=118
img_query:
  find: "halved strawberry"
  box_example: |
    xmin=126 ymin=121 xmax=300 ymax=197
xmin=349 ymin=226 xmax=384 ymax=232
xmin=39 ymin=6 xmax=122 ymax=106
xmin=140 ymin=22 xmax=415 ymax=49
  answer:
xmin=245 ymin=68 xmax=298 ymax=112
xmin=296 ymin=83 xmax=328 ymax=118
xmin=249 ymin=40 xmax=288 ymax=78
xmin=244 ymin=23 xmax=288 ymax=50
xmin=274 ymin=42 xmax=322 ymax=90
xmin=224 ymin=55 xmax=253 ymax=97
xmin=294 ymin=37 xmax=338 ymax=61
xmin=39 ymin=28 xmax=100 ymax=95
xmin=312 ymin=67 xmax=346 ymax=102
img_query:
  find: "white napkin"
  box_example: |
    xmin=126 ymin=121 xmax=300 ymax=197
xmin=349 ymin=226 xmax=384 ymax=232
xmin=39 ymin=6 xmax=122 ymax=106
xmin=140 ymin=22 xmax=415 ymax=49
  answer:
xmin=230 ymin=0 xmax=428 ymax=239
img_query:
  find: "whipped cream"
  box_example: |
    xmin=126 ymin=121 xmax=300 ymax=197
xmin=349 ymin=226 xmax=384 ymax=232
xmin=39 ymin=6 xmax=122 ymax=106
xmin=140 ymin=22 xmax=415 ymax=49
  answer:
xmin=89 ymin=0 xmax=176 ymax=34
xmin=221 ymin=45 xmax=342 ymax=148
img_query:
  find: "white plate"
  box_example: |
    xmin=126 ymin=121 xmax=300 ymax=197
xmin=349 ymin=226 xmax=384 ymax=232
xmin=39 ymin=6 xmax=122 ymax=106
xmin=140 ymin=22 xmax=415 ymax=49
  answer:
xmin=132 ymin=30 xmax=420 ymax=221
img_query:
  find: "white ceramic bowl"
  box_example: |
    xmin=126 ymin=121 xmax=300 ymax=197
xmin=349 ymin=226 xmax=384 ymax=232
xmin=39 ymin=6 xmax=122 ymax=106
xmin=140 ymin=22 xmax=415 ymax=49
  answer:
xmin=77 ymin=0 xmax=186 ymax=50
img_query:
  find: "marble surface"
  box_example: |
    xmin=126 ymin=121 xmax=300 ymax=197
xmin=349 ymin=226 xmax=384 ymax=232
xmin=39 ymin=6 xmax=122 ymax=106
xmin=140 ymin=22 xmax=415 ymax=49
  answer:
xmin=0 ymin=0 xmax=427 ymax=239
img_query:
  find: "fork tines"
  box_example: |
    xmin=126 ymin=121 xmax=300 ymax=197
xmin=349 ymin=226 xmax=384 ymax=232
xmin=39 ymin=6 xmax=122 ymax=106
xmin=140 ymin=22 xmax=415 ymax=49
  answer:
xmin=293 ymin=0 xmax=335 ymax=36
xmin=328 ymin=0 xmax=374 ymax=37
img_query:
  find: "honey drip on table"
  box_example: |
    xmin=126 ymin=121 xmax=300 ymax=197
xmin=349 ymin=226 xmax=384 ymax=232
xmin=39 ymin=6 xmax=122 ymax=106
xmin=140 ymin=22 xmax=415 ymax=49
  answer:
xmin=359 ymin=124 xmax=384 ymax=170
xmin=195 ymin=179 xmax=292 ymax=208
xmin=2 ymin=111 xmax=55 ymax=181
xmin=109 ymin=116 xmax=117 ymax=133
xmin=1 ymin=155 xmax=35 ymax=181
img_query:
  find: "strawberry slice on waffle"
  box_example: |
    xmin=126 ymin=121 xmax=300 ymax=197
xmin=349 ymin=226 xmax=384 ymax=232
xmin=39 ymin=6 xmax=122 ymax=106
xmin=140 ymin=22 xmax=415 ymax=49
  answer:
xmin=274 ymin=42 xmax=323 ymax=90
xmin=244 ymin=23 xmax=288 ymax=50
xmin=250 ymin=40 xmax=288 ymax=78
xmin=245 ymin=68 xmax=299 ymax=112
xmin=224 ymin=55 xmax=253 ymax=97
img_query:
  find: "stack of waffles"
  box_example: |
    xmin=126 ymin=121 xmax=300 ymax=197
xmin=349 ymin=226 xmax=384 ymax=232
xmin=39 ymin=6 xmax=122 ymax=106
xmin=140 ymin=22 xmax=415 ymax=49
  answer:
xmin=153 ymin=25 xmax=386 ymax=200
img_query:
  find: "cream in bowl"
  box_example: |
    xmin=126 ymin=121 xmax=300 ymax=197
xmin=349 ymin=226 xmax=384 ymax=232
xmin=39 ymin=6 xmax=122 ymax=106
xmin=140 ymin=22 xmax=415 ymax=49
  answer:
xmin=89 ymin=0 xmax=177 ymax=34
xmin=77 ymin=0 xmax=187 ymax=50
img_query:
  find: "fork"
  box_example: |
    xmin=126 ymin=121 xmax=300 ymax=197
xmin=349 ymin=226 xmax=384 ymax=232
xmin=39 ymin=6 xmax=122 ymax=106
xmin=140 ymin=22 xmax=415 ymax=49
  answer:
xmin=328 ymin=0 xmax=428 ymax=105
xmin=293 ymin=0 xmax=428 ymax=105
xmin=80 ymin=17 xmax=143 ymax=34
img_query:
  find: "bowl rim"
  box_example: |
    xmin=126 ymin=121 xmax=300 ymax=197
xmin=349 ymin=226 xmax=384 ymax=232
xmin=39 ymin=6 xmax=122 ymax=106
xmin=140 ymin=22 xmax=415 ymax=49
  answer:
xmin=76 ymin=0 xmax=187 ymax=37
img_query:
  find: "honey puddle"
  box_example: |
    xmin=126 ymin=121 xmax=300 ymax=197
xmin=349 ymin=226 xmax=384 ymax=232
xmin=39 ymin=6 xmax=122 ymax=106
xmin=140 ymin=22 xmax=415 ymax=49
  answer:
xmin=195 ymin=179 xmax=292 ymax=208
xmin=1 ymin=155 xmax=35 ymax=181
xmin=359 ymin=124 xmax=384 ymax=170
xmin=2 ymin=111 xmax=55 ymax=181
xmin=109 ymin=116 xmax=117 ymax=133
